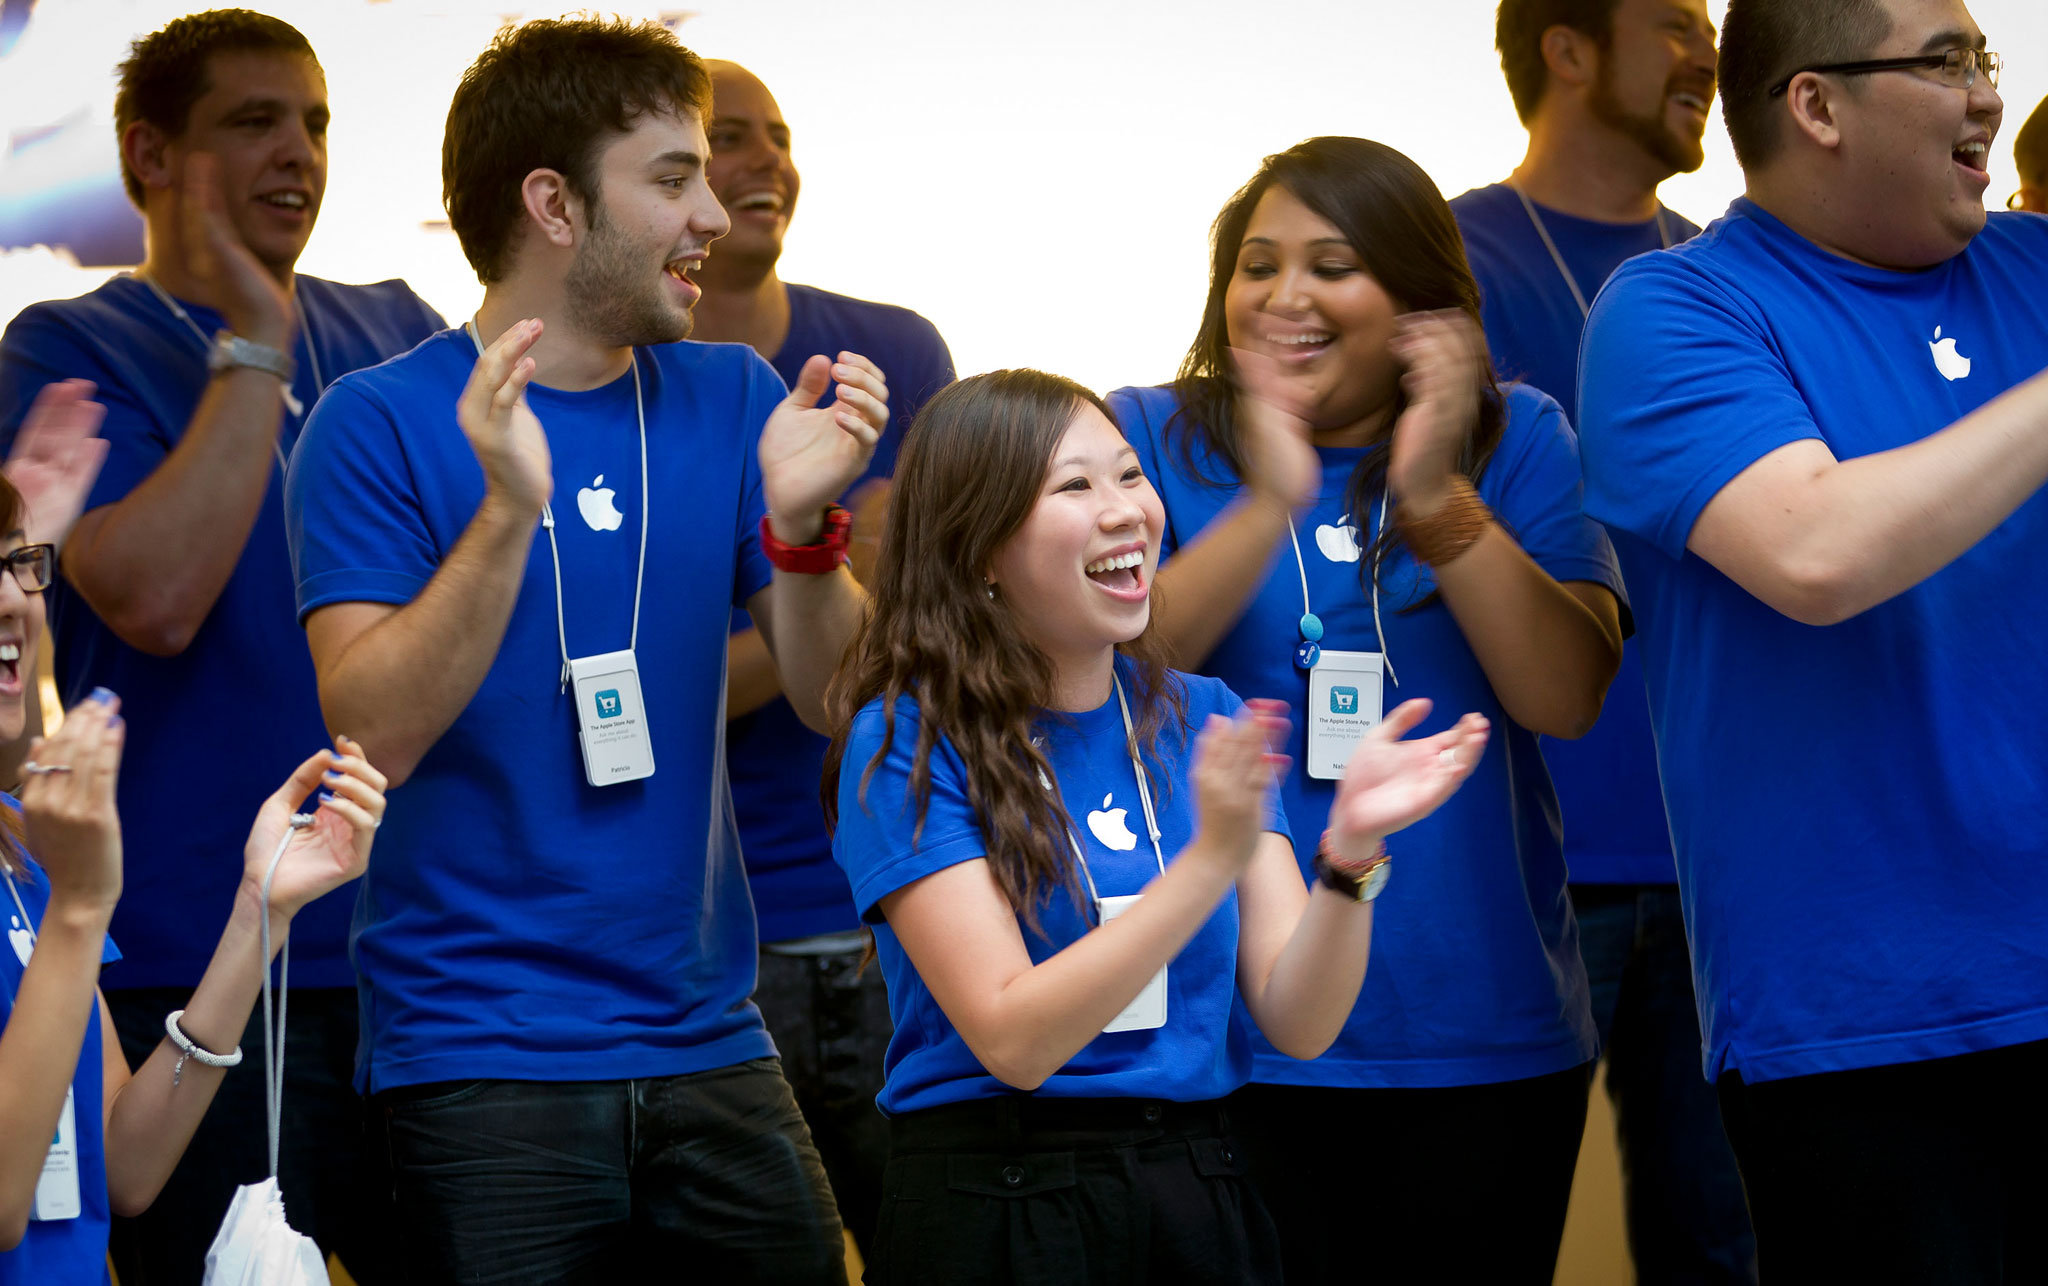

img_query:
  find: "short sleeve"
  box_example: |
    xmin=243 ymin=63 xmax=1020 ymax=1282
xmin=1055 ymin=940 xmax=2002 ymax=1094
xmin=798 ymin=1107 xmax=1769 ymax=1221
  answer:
xmin=287 ymin=378 xmax=453 ymax=619
xmin=1578 ymin=256 xmax=1824 ymax=560
xmin=895 ymin=318 xmax=956 ymax=428
xmin=833 ymin=702 xmax=989 ymax=922
xmin=731 ymin=351 xmax=784 ymax=609
xmin=1484 ymin=387 xmax=1628 ymax=619
xmin=0 ymin=308 xmax=173 ymax=510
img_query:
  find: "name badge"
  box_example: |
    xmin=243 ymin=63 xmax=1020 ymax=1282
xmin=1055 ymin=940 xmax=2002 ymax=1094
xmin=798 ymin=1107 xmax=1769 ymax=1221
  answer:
xmin=1306 ymin=649 xmax=1385 ymax=780
xmin=569 ymin=649 xmax=655 ymax=787
xmin=1095 ymin=893 xmax=1168 ymax=1032
xmin=30 ymin=1086 xmax=80 ymax=1222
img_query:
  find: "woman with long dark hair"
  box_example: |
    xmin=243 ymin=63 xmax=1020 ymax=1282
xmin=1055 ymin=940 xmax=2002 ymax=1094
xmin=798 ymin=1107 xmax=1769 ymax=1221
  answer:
xmin=1109 ymin=136 xmax=1626 ymax=1282
xmin=0 ymin=383 xmax=388 ymax=1282
xmin=824 ymin=368 xmax=1488 ymax=1284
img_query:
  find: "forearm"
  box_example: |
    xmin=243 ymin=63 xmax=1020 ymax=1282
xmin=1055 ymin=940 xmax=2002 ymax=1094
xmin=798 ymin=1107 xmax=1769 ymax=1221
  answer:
xmin=102 ymin=884 xmax=275 ymax=1214
xmin=1151 ymin=494 xmax=1292 ymax=668
xmin=963 ymin=846 xmax=1240 ymax=1090
xmin=1700 ymin=373 xmax=2048 ymax=625
xmin=724 ymin=628 xmax=783 ymax=721
xmin=316 ymin=497 xmax=536 ymax=786
xmin=0 ymin=902 xmax=110 ymax=1243
xmin=1433 ymin=528 xmax=1619 ymax=738
xmin=65 ymin=368 xmax=294 ymax=656
xmin=1240 ymin=885 xmax=1374 ymax=1060
xmin=759 ymin=568 xmax=866 ymax=733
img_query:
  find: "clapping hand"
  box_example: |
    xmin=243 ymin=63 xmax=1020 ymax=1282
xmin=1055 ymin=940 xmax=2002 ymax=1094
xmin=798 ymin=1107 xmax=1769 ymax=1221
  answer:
xmin=243 ymin=734 xmax=387 ymax=921
xmin=457 ymin=319 xmax=553 ymax=517
xmin=1192 ymin=699 xmax=1292 ymax=873
xmin=1386 ymin=311 xmax=1487 ymax=514
xmin=1228 ymin=346 xmax=1321 ymax=512
xmin=759 ymin=352 xmax=889 ymax=543
xmin=169 ymin=153 xmax=293 ymax=344
xmin=1325 ymin=699 xmax=1488 ymax=864
xmin=5 ymin=380 xmax=109 ymax=550
xmin=20 ymin=691 xmax=125 ymax=913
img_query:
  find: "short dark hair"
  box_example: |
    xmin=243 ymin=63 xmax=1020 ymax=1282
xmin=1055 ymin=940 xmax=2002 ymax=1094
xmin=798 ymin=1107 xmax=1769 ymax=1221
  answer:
xmin=1496 ymin=0 xmax=1623 ymax=124
xmin=2015 ymin=96 xmax=2048 ymax=191
xmin=1720 ymin=0 xmax=1892 ymax=169
xmin=441 ymin=17 xmax=712 ymax=285
xmin=113 ymin=9 xmax=318 ymax=208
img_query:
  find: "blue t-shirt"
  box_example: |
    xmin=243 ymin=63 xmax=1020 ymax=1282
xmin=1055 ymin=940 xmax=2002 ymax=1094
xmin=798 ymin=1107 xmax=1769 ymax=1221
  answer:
xmin=285 ymin=331 xmax=783 ymax=1093
xmin=1578 ymin=199 xmax=2048 ymax=1083
xmin=1113 ymin=381 xmax=1618 ymax=1088
xmin=729 ymin=282 xmax=955 ymax=944
xmin=1452 ymin=182 xmax=1700 ymax=887
xmin=0 ymin=274 xmax=444 ymax=989
xmin=833 ymin=666 xmax=1289 ymax=1114
xmin=0 ymin=842 xmax=120 ymax=1286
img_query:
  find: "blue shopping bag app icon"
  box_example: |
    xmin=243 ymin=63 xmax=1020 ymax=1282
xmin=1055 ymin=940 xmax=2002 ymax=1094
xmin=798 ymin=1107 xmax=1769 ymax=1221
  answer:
xmin=595 ymin=689 xmax=623 ymax=720
xmin=1330 ymin=686 xmax=1358 ymax=715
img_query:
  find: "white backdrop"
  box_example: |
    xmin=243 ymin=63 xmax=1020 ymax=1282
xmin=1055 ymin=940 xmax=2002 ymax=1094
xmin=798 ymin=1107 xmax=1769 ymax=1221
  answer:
xmin=3 ymin=0 xmax=2045 ymax=394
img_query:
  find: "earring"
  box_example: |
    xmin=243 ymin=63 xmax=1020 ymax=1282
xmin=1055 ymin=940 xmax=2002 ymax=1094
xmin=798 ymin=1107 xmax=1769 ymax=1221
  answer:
xmin=985 ymin=582 xmax=998 ymax=600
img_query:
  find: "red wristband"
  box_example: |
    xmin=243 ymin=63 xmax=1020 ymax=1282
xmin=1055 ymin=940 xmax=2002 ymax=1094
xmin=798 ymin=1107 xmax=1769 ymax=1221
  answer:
xmin=760 ymin=504 xmax=852 ymax=574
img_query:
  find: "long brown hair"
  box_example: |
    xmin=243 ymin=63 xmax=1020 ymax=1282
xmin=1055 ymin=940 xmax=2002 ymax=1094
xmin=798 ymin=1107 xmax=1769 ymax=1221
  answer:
xmin=1171 ymin=136 xmax=1509 ymax=604
xmin=823 ymin=370 xmax=1186 ymax=930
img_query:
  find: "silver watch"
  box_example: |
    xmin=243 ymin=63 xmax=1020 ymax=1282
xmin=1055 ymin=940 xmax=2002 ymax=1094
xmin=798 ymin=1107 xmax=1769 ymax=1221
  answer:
xmin=208 ymin=330 xmax=294 ymax=384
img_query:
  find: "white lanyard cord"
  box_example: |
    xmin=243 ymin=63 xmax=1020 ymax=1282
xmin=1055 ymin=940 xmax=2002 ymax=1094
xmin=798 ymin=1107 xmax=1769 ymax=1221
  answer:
xmin=463 ymin=321 xmax=648 ymax=693
xmin=1 ymin=860 xmax=33 ymax=1006
xmin=1036 ymin=674 xmax=1166 ymax=915
xmin=1285 ymin=487 xmax=1400 ymax=687
xmin=1507 ymin=182 xmax=1672 ymax=322
xmin=134 ymin=273 xmax=324 ymax=474
xmin=257 ymin=815 xmax=313 ymax=1179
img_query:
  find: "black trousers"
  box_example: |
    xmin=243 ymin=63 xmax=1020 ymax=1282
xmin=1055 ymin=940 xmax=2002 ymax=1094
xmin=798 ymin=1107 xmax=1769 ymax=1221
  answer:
xmin=868 ymin=1095 xmax=1280 ymax=1286
xmin=1717 ymin=1038 xmax=2048 ymax=1285
xmin=1230 ymin=1063 xmax=1593 ymax=1285
xmin=377 ymin=1057 xmax=845 ymax=1285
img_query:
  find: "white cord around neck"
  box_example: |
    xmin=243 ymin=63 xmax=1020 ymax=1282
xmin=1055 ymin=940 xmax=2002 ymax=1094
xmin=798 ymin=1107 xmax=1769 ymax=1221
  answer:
xmin=134 ymin=273 xmax=324 ymax=473
xmin=1285 ymin=487 xmax=1400 ymax=687
xmin=1507 ymin=182 xmax=1673 ymax=321
xmin=1036 ymin=674 xmax=1167 ymax=916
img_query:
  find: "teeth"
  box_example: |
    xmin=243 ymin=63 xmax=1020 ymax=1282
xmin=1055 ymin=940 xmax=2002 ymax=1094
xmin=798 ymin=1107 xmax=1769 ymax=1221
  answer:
xmin=1085 ymin=551 xmax=1144 ymax=574
xmin=735 ymin=193 xmax=783 ymax=212
xmin=1957 ymin=142 xmax=1987 ymax=158
xmin=1270 ymin=333 xmax=1332 ymax=346
xmin=1673 ymin=93 xmax=1707 ymax=112
xmin=261 ymin=192 xmax=306 ymax=208
xmin=0 ymin=644 xmax=16 ymax=662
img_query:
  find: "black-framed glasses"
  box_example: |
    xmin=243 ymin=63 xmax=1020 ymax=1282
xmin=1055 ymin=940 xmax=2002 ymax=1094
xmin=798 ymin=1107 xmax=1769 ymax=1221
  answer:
xmin=2 ymin=544 xmax=55 ymax=594
xmin=1769 ymin=47 xmax=2000 ymax=98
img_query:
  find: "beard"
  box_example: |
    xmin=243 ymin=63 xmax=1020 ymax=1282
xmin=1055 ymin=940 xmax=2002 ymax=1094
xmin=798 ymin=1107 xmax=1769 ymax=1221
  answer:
xmin=564 ymin=199 xmax=693 ymax=348
xmin=1589 ymin=67 xmax=1707 ymax=176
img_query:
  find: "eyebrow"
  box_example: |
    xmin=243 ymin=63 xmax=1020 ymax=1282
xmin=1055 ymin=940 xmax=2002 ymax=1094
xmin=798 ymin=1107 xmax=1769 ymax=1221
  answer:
xmin=1052 ymin=447 xmax=1139 ymax=470
xmin=216 ymin=95 xmax=326 ymax=122
xmin=650 ymin=150 xmax=704 ymax=170
xmin=1240 ymin=236 xmax=1352 ymax=249
xmin=1918 ymin=28 xmax=1983 ymax=54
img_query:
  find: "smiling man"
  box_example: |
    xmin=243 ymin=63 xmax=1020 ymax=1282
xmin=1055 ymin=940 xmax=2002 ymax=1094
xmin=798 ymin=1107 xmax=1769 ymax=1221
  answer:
xmin=284 ymin=18 xmax=887 ymax=1282
xmin=690 ymin=58 xmax=954 ymax=1257
xmin=1449 ymin=4 xmax=1756 ymax=1282
xmin=0 ymin=11 xmax=443 ymax=1283
xmin=1577 ymin=0 xmax=2048 ymax=1278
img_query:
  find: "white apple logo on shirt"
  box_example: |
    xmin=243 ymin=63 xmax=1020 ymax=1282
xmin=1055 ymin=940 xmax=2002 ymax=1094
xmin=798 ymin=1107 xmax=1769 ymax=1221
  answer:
xmin=577 ymin=475 xmax=625 ymax=532
xmin=1929 ymin=327 xmax=1972 ymax=382
xmin=8 ymin=914 xmax=31 ymax=966
xmin=1086 ymin=793 xmax=1139 ymax=851
xmin=1315 ymin=515 xmax=1362 ymax=563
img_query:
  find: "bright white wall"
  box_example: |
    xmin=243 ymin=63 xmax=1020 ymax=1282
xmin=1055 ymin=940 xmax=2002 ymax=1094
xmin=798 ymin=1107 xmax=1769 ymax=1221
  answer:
xmin=5 ymin=0 xmax=2046 ymax=395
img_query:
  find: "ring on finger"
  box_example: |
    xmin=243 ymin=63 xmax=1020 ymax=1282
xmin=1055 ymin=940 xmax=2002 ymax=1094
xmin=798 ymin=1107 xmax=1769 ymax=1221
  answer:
xmin=20 ymin=761 xmax=72 ymax=776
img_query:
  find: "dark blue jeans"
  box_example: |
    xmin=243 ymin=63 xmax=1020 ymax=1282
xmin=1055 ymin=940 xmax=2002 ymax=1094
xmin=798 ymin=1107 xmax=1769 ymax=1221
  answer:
xmin=377 ymin=1057 xmax=846 ymax=1285
xmin=755 ymin=943 xmax=893 ymax=1253
xmin=107 ymin=986 xmax=396 ymax=1286
xmin=1577 ymin=883 xmax=1757 ymax=1285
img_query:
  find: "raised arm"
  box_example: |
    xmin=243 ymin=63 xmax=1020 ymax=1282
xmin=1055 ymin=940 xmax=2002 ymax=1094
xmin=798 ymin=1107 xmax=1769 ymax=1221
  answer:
xmin=1388 ymin=313 xmax=1620 ymax=738
xmin=1687 ymin=371 xmax=2048 ymax=626
xmin=100 ymin=738 xmax=385 ymax=1213
xmin=746 ymin=352 xmax=889 ymax=733
xmin=61 ymin=155 xmax=299 ymax=657
xmin=879 ymin=707 xmax=1283 ymax=1091
xmin=1235 ymin=699 xmax=1488 ymax=1058
xmin=303 ymin=321 xmax=550 ymax=787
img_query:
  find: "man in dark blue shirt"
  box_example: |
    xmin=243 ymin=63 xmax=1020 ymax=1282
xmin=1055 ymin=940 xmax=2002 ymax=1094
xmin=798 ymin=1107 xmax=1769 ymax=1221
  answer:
xmin=691 ymin=58 xmax=954 ymax=1255
xmin=1450 ymin=3 xmax=1755 ymax=1282
xmin=0 ymin=13 xmax=441 ymax=1282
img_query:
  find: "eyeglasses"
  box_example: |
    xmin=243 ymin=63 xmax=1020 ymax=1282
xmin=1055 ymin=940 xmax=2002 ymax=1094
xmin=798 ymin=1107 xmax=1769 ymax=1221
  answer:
xmin=1769 ymin=47 xmax=2000 ymax=98
xmin=2 ymin=545 xmax=55 ymax=594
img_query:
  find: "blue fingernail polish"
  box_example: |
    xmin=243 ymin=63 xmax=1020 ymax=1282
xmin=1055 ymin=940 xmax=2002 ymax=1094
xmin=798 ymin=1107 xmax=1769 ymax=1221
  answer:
xmin=318 ymin=790 xmax=336 ymax=804
xmin=108 ymin=715 xmax=123 ymax=730
xmin=322 ymin=769 xmax=341 ymax=781
xmin=89 ymin=687 xmax=114 ymax=704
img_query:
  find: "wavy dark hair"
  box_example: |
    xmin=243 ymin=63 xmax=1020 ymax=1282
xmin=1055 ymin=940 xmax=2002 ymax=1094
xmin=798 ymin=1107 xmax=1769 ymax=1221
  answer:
xmin=1169 ymin=136 xmax=1508 ymax=604
xmin=823 ymin=370 xmax=1187 ymax=930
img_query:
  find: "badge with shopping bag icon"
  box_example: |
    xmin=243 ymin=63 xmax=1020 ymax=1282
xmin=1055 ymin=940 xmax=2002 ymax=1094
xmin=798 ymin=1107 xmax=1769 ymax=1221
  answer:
xmin=203 ymin=814 xmax=330 ymax=1286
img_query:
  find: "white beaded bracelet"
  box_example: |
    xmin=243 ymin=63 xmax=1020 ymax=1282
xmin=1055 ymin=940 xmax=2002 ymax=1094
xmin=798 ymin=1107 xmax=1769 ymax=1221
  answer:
xmin=165 ymin=1009 xmax=243 ymax=1087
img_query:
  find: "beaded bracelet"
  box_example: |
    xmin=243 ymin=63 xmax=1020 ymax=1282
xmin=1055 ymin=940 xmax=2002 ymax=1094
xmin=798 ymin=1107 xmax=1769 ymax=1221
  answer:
xmin=165 ymin=1008 xmax=243 ymax=1087
xmin=1396 ymin=476 xmax=1492 ymax=567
